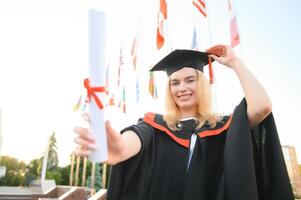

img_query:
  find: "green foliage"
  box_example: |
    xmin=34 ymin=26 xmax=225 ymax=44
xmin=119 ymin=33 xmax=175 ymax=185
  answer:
xmin=46 ymin=170 xmax=62 ymax=185
xmin=86 ymin=163 xmax=102 ymax=192
xmin=0 ymin=156 xmax=26 ymax=186
xmin=59 ymin=165 xmax=71 ymax=185
xmin=23 ymin=158 xmax=42 ymax=186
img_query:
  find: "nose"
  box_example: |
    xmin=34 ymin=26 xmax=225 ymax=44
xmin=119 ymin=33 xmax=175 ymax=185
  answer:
xmin=178 ymin=82 xmax=187 ymax=92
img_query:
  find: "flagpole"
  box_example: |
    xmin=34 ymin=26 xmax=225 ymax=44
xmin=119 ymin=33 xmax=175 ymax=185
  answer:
xmin=102 ymin=163 xmax=107 ymax=188
xmin=203 ymin=0 xmax=218 ymax=113
xmin=75 ymin=156 xmax=81 ymax=186
xmin=81 ymin=156 xmax=87 ymax=186
xmin=69 ymin=151 xmax=75 ymax=186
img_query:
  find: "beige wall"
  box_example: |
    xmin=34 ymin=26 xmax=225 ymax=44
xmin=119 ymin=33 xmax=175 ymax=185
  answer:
xmin=282 ymin=145 xmax=301 ymax=196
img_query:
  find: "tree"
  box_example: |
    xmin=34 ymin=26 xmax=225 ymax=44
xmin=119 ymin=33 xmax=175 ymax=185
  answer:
xmin=0 ymin=156 xmax=26 ymax=186
xmin=47 ymin=131 xmax=59 ymax=170
xmin=24 ymin=158 xmax=41 ymax=186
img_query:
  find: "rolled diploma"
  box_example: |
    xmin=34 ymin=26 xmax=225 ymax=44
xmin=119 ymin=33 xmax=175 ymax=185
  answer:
xmin=88 ymin=9 xmax=108 ymax=162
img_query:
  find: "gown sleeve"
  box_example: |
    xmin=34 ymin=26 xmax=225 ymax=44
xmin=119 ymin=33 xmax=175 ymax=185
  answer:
xmin=223 ymin=98 xmax=294 ymax=200
xmin=106 ymin=118 xmax=154 ymax=200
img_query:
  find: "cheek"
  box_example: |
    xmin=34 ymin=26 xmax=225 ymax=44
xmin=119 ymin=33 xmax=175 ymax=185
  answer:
xmin=170 ymin=86 xmax=177 ymax=97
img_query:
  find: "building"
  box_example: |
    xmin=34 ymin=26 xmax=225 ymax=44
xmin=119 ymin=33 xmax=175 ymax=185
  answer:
xmin=282 ymin=145 xmax=301 ymax=196
xmin=0 ymin=108 xmax=2 ymax=159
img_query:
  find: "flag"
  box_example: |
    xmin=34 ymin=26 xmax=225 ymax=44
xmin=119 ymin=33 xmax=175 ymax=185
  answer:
xmin=118 ymin=87 xmax=126 ymax=113
xmin=73 ymin=95 xmax=82 ymax=112
xmin=122 ymin=87 xmax=126 ymax=113
xmin=156 ymin=0 xmax=167 ymax=49
xmin=105 ymin=64 xmax=110 ymax=96
xmin=148 ymin=72 xmax=158 ymax=99
xmin=228 ymin=0 xmax=240 ymax=47
xmin=117 ymin=47 xmax=124 ymax=87
xmin=191 ymin=25 xmax=199 ymax=50
xmin=192 ymin=0 xmax=207 ymax=17
xmin=109 ymin=95 xmax=115 ymax=106
xmin=131 ymin=38 xmax=138 ymax=71
xmin=135 ymin=76 xmax=140 ymax=105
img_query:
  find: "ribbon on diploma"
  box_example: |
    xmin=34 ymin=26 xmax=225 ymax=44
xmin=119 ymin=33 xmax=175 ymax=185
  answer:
xmin=84 ymin=78 xmax=105 ymax=109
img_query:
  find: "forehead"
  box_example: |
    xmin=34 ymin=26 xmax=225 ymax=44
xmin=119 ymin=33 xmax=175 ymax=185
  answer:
xmin=170 ymin=67 xmax=198 ymax=80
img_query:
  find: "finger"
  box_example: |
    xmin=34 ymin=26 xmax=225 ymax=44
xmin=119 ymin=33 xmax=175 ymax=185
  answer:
xmin=74 ymin=137 xmax=97 ymax=150
xmin=73 ymin=127 xmax=96 ymax=142
xmin=208 ymin=54 xmax=219 ymax=60
xmin=207 ymin=49 xmax=223 ymax=57
xmin=81 ymin=112 xmax=91 ymax=122
xmin=74 ymin=147 xmax=92 ymax=157
xmin=105 ymin=120 xmax=120 ymax=140
xmin=206 ymin=44 xmax=224 ymax=51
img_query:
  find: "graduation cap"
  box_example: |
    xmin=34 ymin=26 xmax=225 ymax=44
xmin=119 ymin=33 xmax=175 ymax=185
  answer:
xmin=150 ymin=49 xmax=215 ymax=84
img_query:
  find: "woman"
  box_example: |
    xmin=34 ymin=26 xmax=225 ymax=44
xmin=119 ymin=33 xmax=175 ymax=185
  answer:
xmin=74 ymin=45 xmax=293 ymax=200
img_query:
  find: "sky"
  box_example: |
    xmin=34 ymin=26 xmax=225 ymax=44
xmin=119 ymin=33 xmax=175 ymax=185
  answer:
xmin=0 ymin=0 xmax=300 ymax=167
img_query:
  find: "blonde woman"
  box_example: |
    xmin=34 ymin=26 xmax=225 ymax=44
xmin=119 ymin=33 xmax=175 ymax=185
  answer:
xmin=74 ymin=45 xmax=293 ymax=200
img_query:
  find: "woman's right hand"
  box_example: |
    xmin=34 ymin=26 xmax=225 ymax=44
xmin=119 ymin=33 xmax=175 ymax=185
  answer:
xmin=74 ymin=113 xmax=141 ymax=165
xmin=73 ymin=113 xmax=97 ymax=157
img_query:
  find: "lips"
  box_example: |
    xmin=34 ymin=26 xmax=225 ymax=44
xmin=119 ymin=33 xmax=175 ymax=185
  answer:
xmin=178 ymin=94 xmax=192 ymax=100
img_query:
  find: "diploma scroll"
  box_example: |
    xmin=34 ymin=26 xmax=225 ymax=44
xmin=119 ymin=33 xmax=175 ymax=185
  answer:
xmin=87 ymin=9 xmax=108 ymax=163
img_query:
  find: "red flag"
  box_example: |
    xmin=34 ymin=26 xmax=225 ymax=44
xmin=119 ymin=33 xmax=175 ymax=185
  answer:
xmin=156 ymin=0 xmax=167 ymax=49
xmin=228 ymin=0 xmax=240 ymax=47
xmin=192 ymin=0 xmax=207 ymax=17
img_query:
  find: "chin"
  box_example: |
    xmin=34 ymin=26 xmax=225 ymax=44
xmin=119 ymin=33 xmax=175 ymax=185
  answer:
xmin=177 ymin=102 xmax=196 ymax=110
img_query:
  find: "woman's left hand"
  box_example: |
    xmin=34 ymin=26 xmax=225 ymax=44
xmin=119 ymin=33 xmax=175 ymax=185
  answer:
xmin=205 ymin=45 xmax=237 ymax=68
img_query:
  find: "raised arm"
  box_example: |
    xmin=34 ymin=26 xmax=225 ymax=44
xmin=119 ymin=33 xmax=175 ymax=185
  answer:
xmin=206 ymin=45 xmax=272 ymax=128
xmin=74 ymin=118 xmax=141 ymax=165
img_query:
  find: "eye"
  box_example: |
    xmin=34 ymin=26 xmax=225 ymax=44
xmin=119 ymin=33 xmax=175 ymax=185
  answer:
xmin=170 ymin=81 xmax=179 ymax=86
xmin=187 ymin=78 xmax=196 ymax=83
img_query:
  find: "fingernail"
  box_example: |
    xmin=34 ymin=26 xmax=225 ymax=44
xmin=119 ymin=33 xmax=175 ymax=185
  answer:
xmin=87 ymin=134 xmax=95 ymax=141
xmin=89 ymin=144 xmax=97 ymax=150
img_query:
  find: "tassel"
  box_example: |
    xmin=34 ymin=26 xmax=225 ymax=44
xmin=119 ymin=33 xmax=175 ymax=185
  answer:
xmin=208 ymin=58 xmax=214 ymax=84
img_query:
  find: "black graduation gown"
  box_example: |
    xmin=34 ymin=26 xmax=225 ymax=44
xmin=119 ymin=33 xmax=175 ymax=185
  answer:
xmin=106 ymin=99 xmax=294 ymax=200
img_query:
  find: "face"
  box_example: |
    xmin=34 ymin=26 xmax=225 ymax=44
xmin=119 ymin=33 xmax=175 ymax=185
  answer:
xmin=169 ymin=67 xmax=198 ymax=115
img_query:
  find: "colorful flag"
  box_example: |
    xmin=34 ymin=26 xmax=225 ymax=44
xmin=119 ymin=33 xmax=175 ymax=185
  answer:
xmin=156 ymin=0 xmax=167 ymax=50
xmin=192 ymin=0 xmax=207 ymax=17
xmin=148 ymin=72 xmax=158 ymax=99
xmin=73 ymin=95 xmax=82 ymax=112
xmin=228 ymin=0 xmax=240 ymax=47
xmin=118 ymin=87 xmax=126 ymax=113
xmin=117 ymin=47 xmax=124 ymax=87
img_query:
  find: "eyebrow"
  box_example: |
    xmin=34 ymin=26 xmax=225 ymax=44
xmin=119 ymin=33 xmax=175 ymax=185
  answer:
xmin=170 ymin=75 xmax=197 ymax=82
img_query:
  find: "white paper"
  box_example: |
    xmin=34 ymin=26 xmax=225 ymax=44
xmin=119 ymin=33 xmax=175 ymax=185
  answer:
xmin=88 ymin=9 xmax=108 ymax=163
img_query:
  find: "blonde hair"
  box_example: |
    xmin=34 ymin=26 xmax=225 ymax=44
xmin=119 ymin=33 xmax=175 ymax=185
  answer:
xmin=163 ymin=69 xmax=220 ymax=130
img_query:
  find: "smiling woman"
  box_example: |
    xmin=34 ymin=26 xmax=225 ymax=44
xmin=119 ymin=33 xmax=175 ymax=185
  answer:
xmin=74 ymin=45 xmax=293 ymax=199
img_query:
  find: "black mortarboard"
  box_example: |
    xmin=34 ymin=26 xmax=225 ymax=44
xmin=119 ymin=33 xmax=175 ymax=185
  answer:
xmin=150 ymin=50 xmax=215 ymax=83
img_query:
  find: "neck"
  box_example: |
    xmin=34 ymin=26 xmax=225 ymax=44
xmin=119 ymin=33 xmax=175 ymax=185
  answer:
xmin=180 ymin=109 xmax=197 ymax=119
